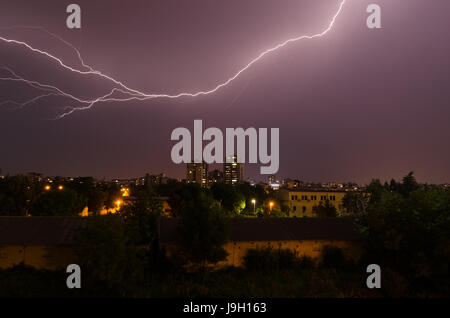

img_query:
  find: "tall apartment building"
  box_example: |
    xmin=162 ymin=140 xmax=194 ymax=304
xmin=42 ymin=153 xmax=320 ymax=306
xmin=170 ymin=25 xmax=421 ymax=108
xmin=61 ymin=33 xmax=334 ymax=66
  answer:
xmin=186 ymin=162 xmax=208 ymax=187
xmin=223 ymin=155 xmax=244 ymax=185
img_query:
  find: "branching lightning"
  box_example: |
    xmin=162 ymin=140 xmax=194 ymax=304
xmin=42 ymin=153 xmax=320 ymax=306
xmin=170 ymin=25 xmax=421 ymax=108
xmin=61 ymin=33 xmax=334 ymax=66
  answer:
xmin=0 ymin=0 xmax=346 ymax=119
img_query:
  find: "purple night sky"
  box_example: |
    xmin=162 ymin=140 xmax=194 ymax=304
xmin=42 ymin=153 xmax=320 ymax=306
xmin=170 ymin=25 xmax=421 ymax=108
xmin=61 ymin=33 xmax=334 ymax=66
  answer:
xmin=0 ymin=0 xmax=449 ymax=184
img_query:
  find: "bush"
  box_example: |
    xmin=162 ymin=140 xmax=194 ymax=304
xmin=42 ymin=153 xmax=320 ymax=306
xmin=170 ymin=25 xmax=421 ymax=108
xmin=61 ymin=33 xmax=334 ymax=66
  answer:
xmin=30 ymin=189 xmax=86 ymax=216
xmin=75 ymin=215 xmax=145 ymax=295
xmin=320 ymin=245 xmax=351 ymax=269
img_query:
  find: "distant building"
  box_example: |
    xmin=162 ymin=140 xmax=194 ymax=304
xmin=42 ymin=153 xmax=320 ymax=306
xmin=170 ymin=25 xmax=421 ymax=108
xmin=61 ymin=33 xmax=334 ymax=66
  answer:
xmin=144 ymin=173 xmax=168 ymax=186
xmin=246 ymin=178 xmax=256 ymax=186
xmin=159 ymin=217 xmax=362 ymax=268
xmin=283 ymin=179 xmax=302 ymax=189
xmin=24 ymin=172 xmax=43 ymax=182
xmin=224 ymin=156 xmax=244 ymax=185
xmin=186 ymin=162 xmax=208 ymax=187
xmin=114 ymin=178 xmax=140 ymax=186
xmin=279 ymin=189 xmax=349 ymax=217
xmin=268 ymin=175 xmax=281 ymax=190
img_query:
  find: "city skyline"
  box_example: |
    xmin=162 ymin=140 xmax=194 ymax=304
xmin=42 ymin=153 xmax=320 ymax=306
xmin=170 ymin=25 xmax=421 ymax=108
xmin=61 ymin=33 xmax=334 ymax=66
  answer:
xmin=0 ymin=0 xmax=449 ymax=184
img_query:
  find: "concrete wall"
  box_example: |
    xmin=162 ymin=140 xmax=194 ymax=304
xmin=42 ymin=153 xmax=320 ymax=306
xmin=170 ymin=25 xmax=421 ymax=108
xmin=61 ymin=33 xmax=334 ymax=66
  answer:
xmin=0 ymin=245 xmax=77 ymax=270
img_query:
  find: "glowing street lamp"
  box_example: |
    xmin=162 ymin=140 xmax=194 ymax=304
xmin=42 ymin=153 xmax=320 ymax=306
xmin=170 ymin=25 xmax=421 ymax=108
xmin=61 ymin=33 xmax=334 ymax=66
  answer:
xmin=251 ymin=199 xmax=256 ymax=214
xmin=116 ymin=200 xmax=122 ymax=210
xmin=269 ymin=201 xmax=274 ymax=212
xmin=44 ymin=185 xmax=51 ymax=191
xmin=58 ymin=185 xmax=64 ymax=190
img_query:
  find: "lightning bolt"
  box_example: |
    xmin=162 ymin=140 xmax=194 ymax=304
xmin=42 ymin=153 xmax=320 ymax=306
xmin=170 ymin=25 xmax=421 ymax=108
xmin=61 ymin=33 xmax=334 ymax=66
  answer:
xmin=0 ymin=0 xmax=346 ymax=119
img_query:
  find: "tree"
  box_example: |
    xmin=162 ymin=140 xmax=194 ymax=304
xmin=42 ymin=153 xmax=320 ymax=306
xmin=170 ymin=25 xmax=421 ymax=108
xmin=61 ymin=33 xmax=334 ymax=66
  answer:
xmin=167 ymin=183 xmax=205 ymax=217
xmin=401 ymin=171 xmax=419 ymax=197
xmin=211 ymin=183 xmax=246 ymax=215
xmin=176 ymin=191 xmax=229 ymax=269
xmin=268 ymin=208 xmax=288 ymax=218
xmin=342 ymin=191 xmax=369 ymax=216
xmin=313 ymin=200 xmax=337 ymax=218
xmin=389 ymin=178 xmax=399 ymax=192
xmin=120 ymin=185 xmax=162 ymax=246
xmin=75 ymin=215 xmax=144 ymax=294
xmin=0 ymin=175 xmax=41 ymax=216
xmin=356 ymin=174 xmax=450 ymax=295
xmin=29 ymin=188 xmax=85 ymax=216
xmin=366 ymin=179 xmax=385 ymax=204
xmin=87 ymin=188 xmax=106 ymax=215
xmin=102 ymin=183 xmax=122 ymax=210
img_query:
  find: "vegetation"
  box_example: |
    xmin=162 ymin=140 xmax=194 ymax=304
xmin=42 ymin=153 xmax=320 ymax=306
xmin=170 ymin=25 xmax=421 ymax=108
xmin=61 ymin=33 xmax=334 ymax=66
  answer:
xmin=0 ymin=172 xmax=449 ymax=297
xmin=30 ymin=189 xmax=85 ymax=216
xmin=176 ymin=188 xmax=230 ymax=268
xmin=0 ymin=175 xmax=123 ymax=217
xmin=0 ymin=175 xmax=42 ymax=216
xmin=354 ymin=172 xmax=450 ymax=296
xmin=75 ymin=215 xmax=144 ymax=294
xmin=243 ymin=247 xmax=298 ymax=272
xmin=313 ymin=200 xmax=338 ymax=218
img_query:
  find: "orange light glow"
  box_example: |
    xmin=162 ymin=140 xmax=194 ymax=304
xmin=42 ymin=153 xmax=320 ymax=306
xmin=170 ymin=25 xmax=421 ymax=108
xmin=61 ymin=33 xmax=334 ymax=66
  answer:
xmin=121 ymin=188 xmax=130 ymax=197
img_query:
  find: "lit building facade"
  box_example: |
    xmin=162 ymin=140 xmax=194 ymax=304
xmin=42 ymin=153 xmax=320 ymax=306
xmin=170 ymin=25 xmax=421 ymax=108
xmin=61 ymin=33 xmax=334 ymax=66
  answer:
xmin=223 ymin=156 xmax=244 ymax=185
xmin=279 ymin=189 xmax=348 ymax=217
xmin=186 ymin=162 xmax=208 ymax=187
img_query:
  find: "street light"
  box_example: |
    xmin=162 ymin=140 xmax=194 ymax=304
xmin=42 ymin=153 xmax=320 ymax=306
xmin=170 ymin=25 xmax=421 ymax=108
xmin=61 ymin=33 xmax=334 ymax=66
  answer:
xmin=269 ymin=201 xmax=274 ymax=212
xmin=251 ymin=199 xmax=256 ymax=214
xmin=58 ymin=185 xmax=64 ymax=190
xmin=116 ymin=200 xmax=122 ymax=210
xmin=44 ymin=185 xmax=51 ymax=191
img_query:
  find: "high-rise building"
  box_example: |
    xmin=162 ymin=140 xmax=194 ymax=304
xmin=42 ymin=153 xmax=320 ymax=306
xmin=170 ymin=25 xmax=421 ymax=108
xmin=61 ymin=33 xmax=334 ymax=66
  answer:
xmin=224 ymin=156 xmax=244 ymax=185
xmin=186 ymin=162 xmax=208 ymax=187
xmin=208 ymin=169 xmax=223 ymax=186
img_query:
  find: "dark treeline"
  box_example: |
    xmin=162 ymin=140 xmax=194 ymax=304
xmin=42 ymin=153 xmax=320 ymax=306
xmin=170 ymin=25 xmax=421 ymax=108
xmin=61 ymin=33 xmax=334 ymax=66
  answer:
xmin=0 ymin=176 xmax=121 ymax=216
xmin=0 ymin=175 xmax=280 ymax=217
